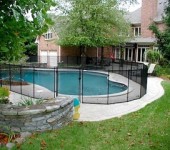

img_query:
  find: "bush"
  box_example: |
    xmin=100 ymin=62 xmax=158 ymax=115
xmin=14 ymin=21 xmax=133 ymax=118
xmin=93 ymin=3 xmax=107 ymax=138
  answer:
xmin=153 ymin=65 xmax=163 ymax=76
xmin=18 ymin=97 xmax=43 ymax=106
xmin=0 ymin=87 xmax=10 ymax=104
xmin=167 ymin=75 xmax=170 ymax=80
xmin=147 ymin=50 xmax=161 ymax=63
xmin=153 ymin=65 xmax=170 ymax=78
xmin=159 ymin=57 xmax=170 ymax=66
xmin=0 ymin=87 xmax=9 ymax=97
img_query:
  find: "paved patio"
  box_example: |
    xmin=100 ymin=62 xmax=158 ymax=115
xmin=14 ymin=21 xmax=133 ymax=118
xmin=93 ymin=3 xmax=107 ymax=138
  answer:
xmin=78 ymin=77 xmax=164 ymax=121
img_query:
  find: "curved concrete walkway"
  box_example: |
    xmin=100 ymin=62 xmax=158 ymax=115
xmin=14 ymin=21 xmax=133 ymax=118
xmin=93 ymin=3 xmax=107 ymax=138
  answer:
xmin=78 ymin=77 xmax=164 ymax=121
xmin=9 ymin=77 xmax=164 ymax=122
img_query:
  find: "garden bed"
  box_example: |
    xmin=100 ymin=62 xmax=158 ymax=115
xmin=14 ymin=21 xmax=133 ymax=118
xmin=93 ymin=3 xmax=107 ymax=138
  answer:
xmin=0 ymin=133 xmax=20 ymax=145
xmin=0 ymin=80 xmax=29 ymax=86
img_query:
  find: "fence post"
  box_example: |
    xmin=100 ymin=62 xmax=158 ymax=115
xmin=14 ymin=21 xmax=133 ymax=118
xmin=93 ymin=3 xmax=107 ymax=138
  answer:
xmin=112 ymin=61 xmax=114 ymax=71
xmin=107 ymin=71 xmax=110 ymax=104
xmin=20 ymin=65 xmax=22 ymax=96
xmin=0 ymin=64 xmax=2 ymax=87
xmin=140 ymin=69 xmax=143 ymax=98
xmin=33 ymin=66 xmax=35 ymax=98
xmin=54 ymin=67 xmax=56 ymax=98
xmin=127 ymin=70 xmax=130 ymax=102
xmin=136 ymin=62 xmax=138 ymax=81
xmin=145 ymin=66 xmax=148 ymax=94
xmin=54 ymin=67 xmax=58 ymax=98
xmin=78 ymin=67 xmax=82 ymax=103
xmin=56 ymin=67 xmax=58 ymax=97
xmin=9 ymin=64 xmax=11 ymax=91
xmin=67 ymin=56 xmax=68 ymax=68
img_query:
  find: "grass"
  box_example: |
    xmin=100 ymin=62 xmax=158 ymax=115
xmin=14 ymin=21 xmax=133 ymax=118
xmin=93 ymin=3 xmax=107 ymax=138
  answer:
xmin=0 ymin=87 xmax=9 ymax=97
xmin=0 ymin=87 xmax=10 ymax=104
xmin=9 ymin=81 xmax=170 ymax=150
xmin=154 ymin=65 xmax=170 ymax=80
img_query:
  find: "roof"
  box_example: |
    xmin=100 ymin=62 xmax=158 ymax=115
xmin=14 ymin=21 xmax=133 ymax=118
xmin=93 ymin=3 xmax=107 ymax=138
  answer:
xmin=154 ymin=0 xmax=168 ymax=23
xmin=126 ymin=0 xmax=168 ymax=24
xmin=125 ymin=8 xmax=141 ymax=24
xmin=128 ymin=37 xmax=157 ymax=44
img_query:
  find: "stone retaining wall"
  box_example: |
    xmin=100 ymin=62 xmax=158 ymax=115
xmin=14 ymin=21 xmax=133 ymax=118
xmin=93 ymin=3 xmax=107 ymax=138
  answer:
xmin=0 ymin=97 xmax=73 ymax=132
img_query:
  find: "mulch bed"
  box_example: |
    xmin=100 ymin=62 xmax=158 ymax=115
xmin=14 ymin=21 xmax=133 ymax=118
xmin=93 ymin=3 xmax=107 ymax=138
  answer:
xmin=0 ymin=80 xmax=29 ymax=86
xmin=0 ymin=133 xmax=20 ymax=145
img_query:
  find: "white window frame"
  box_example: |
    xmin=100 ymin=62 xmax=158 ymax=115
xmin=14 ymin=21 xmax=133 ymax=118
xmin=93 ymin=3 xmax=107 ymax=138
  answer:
xmin=114 ymin=48 xmax=121 ymax=59
xmin=137 ymin=46 xmax=149 ymax=62
xmin=44 ymin=31 xmax=53 ymax=40
xmin=132 ymin=27 xmax=141 ymax=37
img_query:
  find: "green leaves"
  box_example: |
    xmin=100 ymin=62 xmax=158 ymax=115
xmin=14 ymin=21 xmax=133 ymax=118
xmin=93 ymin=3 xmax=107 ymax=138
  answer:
xmin=149 ymin=1 xmax=170 ymax=60
xmin=56 ymin=0 xmax=130 ymax=47
xmin=0 ymin=0 xmax=56 ymax=62
xmin=1 ymin=47 xmax=9 ymax=52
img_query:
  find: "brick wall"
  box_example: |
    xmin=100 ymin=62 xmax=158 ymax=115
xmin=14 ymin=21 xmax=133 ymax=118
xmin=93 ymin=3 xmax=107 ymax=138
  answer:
xmin=60 ymin=46 xmax=80 ymax=56
xmin=86 ymin=47 xmax=97 ymax=57
xmin=60 ymin=46 xmax=112 ymax=58
xmin=38 ymin=36 xmax=59 ymax=51
xmin=38 ymin=36 xmax=59 ymax=58
xmin=141 ymin=0 xmax=158 ymax=38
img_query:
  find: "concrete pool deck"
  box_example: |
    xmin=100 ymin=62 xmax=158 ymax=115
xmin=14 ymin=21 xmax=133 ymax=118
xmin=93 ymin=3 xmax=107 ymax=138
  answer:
xmin=78 ymin=77 xmax=164 ymax=121
xmin=9 ymin=77 xmax=164 ymax=122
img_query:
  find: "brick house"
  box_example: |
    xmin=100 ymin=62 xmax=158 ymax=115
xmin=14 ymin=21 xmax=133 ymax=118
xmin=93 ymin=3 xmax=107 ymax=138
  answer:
xmin=36 ymin=0 xmax=167 ymax=66
xmin=123 ymin=0 xmax=167 ymax=62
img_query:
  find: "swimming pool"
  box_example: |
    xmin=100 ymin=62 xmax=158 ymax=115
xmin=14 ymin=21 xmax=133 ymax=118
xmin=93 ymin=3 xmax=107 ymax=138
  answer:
xmin=3 ymin=70 xmax=127 ymax=96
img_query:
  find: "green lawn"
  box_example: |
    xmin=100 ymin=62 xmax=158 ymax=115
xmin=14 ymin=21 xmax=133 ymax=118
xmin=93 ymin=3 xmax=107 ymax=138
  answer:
xmin=12 ymin=82 xmax=170 ymax=150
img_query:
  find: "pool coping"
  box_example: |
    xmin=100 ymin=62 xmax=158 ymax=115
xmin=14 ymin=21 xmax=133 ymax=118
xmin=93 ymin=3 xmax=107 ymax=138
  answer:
xmin=7 ymin=69 xmax=140 ymax=104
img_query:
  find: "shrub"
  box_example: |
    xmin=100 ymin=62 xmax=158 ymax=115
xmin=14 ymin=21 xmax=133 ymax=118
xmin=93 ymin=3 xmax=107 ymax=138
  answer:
xmin=153 ymin=65 xmax=163 ymax=76
xmin=0 ymin=87 xmax=10 ymax=97
xmin=167 ymin=75 xmax=170 ymax=80
xmin=147 ymin=50 xmax=161 ymax=63
xmin=153 ymin=65 xmax=170 ymax=78
xmin=0 ymin=87 xmax=10 ymax=104
xmin=18 ymin=97 xmax=43 ymax=106
xmin=159 ymin=57 xmax=170 ymax=66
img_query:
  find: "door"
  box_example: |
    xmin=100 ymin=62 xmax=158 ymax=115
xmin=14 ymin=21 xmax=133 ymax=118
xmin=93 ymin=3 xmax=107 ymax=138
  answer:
xmin=125 ymin=48 xmax=133 ymax=61
xmin=137 ymin=47 xmax=148 ymax=62
xmin=49 ymin=51 xmax=58 ymax=67
xmin=40 ymin=51 xmax=47 ymax=63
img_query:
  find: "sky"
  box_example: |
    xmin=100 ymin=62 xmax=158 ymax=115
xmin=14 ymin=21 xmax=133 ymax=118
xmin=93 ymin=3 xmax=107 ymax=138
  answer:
xmin=26 ymin=0 xmax=142 ymax=20
xmin=123 ymin=0 xmax=142 ymax=12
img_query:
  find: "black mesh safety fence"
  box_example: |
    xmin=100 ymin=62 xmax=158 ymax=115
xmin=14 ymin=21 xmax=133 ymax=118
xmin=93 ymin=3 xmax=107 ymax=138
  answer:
xmin=0 ymin=64 xmax=58 ymax=101
xmin=0 ymin=56 xmax=148 ymax=104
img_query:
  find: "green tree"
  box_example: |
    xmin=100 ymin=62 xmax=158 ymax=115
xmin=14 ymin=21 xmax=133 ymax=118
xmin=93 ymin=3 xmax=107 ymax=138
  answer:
xmin=0 ymin=0 xmax=56 ymax=62
xmin=56 ymin=0 xmax=131 ymax=55
xmin=24 ymin=38 xmax=37 ymax=56
xmin=149 ymin=1 xmax=170 ymax=60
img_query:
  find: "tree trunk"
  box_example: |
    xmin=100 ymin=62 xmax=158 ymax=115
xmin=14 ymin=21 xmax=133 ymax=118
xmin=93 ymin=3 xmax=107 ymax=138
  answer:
xmin=80 ymin=46 xmax=86 ymax=68
xmin=101 ymin=46 xmax=104 ymax=68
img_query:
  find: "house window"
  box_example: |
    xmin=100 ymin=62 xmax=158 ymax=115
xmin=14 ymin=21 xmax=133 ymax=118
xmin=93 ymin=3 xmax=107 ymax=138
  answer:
xmin=45 ymin=31 xmax=53 ymax=40
xmin=137 ymin=46 xmax=149 ymax=62
xmin=132 ymin=27 xmax=141 ymax=37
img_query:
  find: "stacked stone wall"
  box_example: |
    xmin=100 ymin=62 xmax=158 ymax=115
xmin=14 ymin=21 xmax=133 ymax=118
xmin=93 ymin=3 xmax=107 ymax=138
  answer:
xmin=0 ymin=98 xmax=73 ymax=132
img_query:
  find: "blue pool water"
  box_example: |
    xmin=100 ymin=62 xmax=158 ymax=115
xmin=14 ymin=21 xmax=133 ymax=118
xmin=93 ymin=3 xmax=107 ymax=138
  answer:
xmin=2 ymin=70 xmax=127 ymax=96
